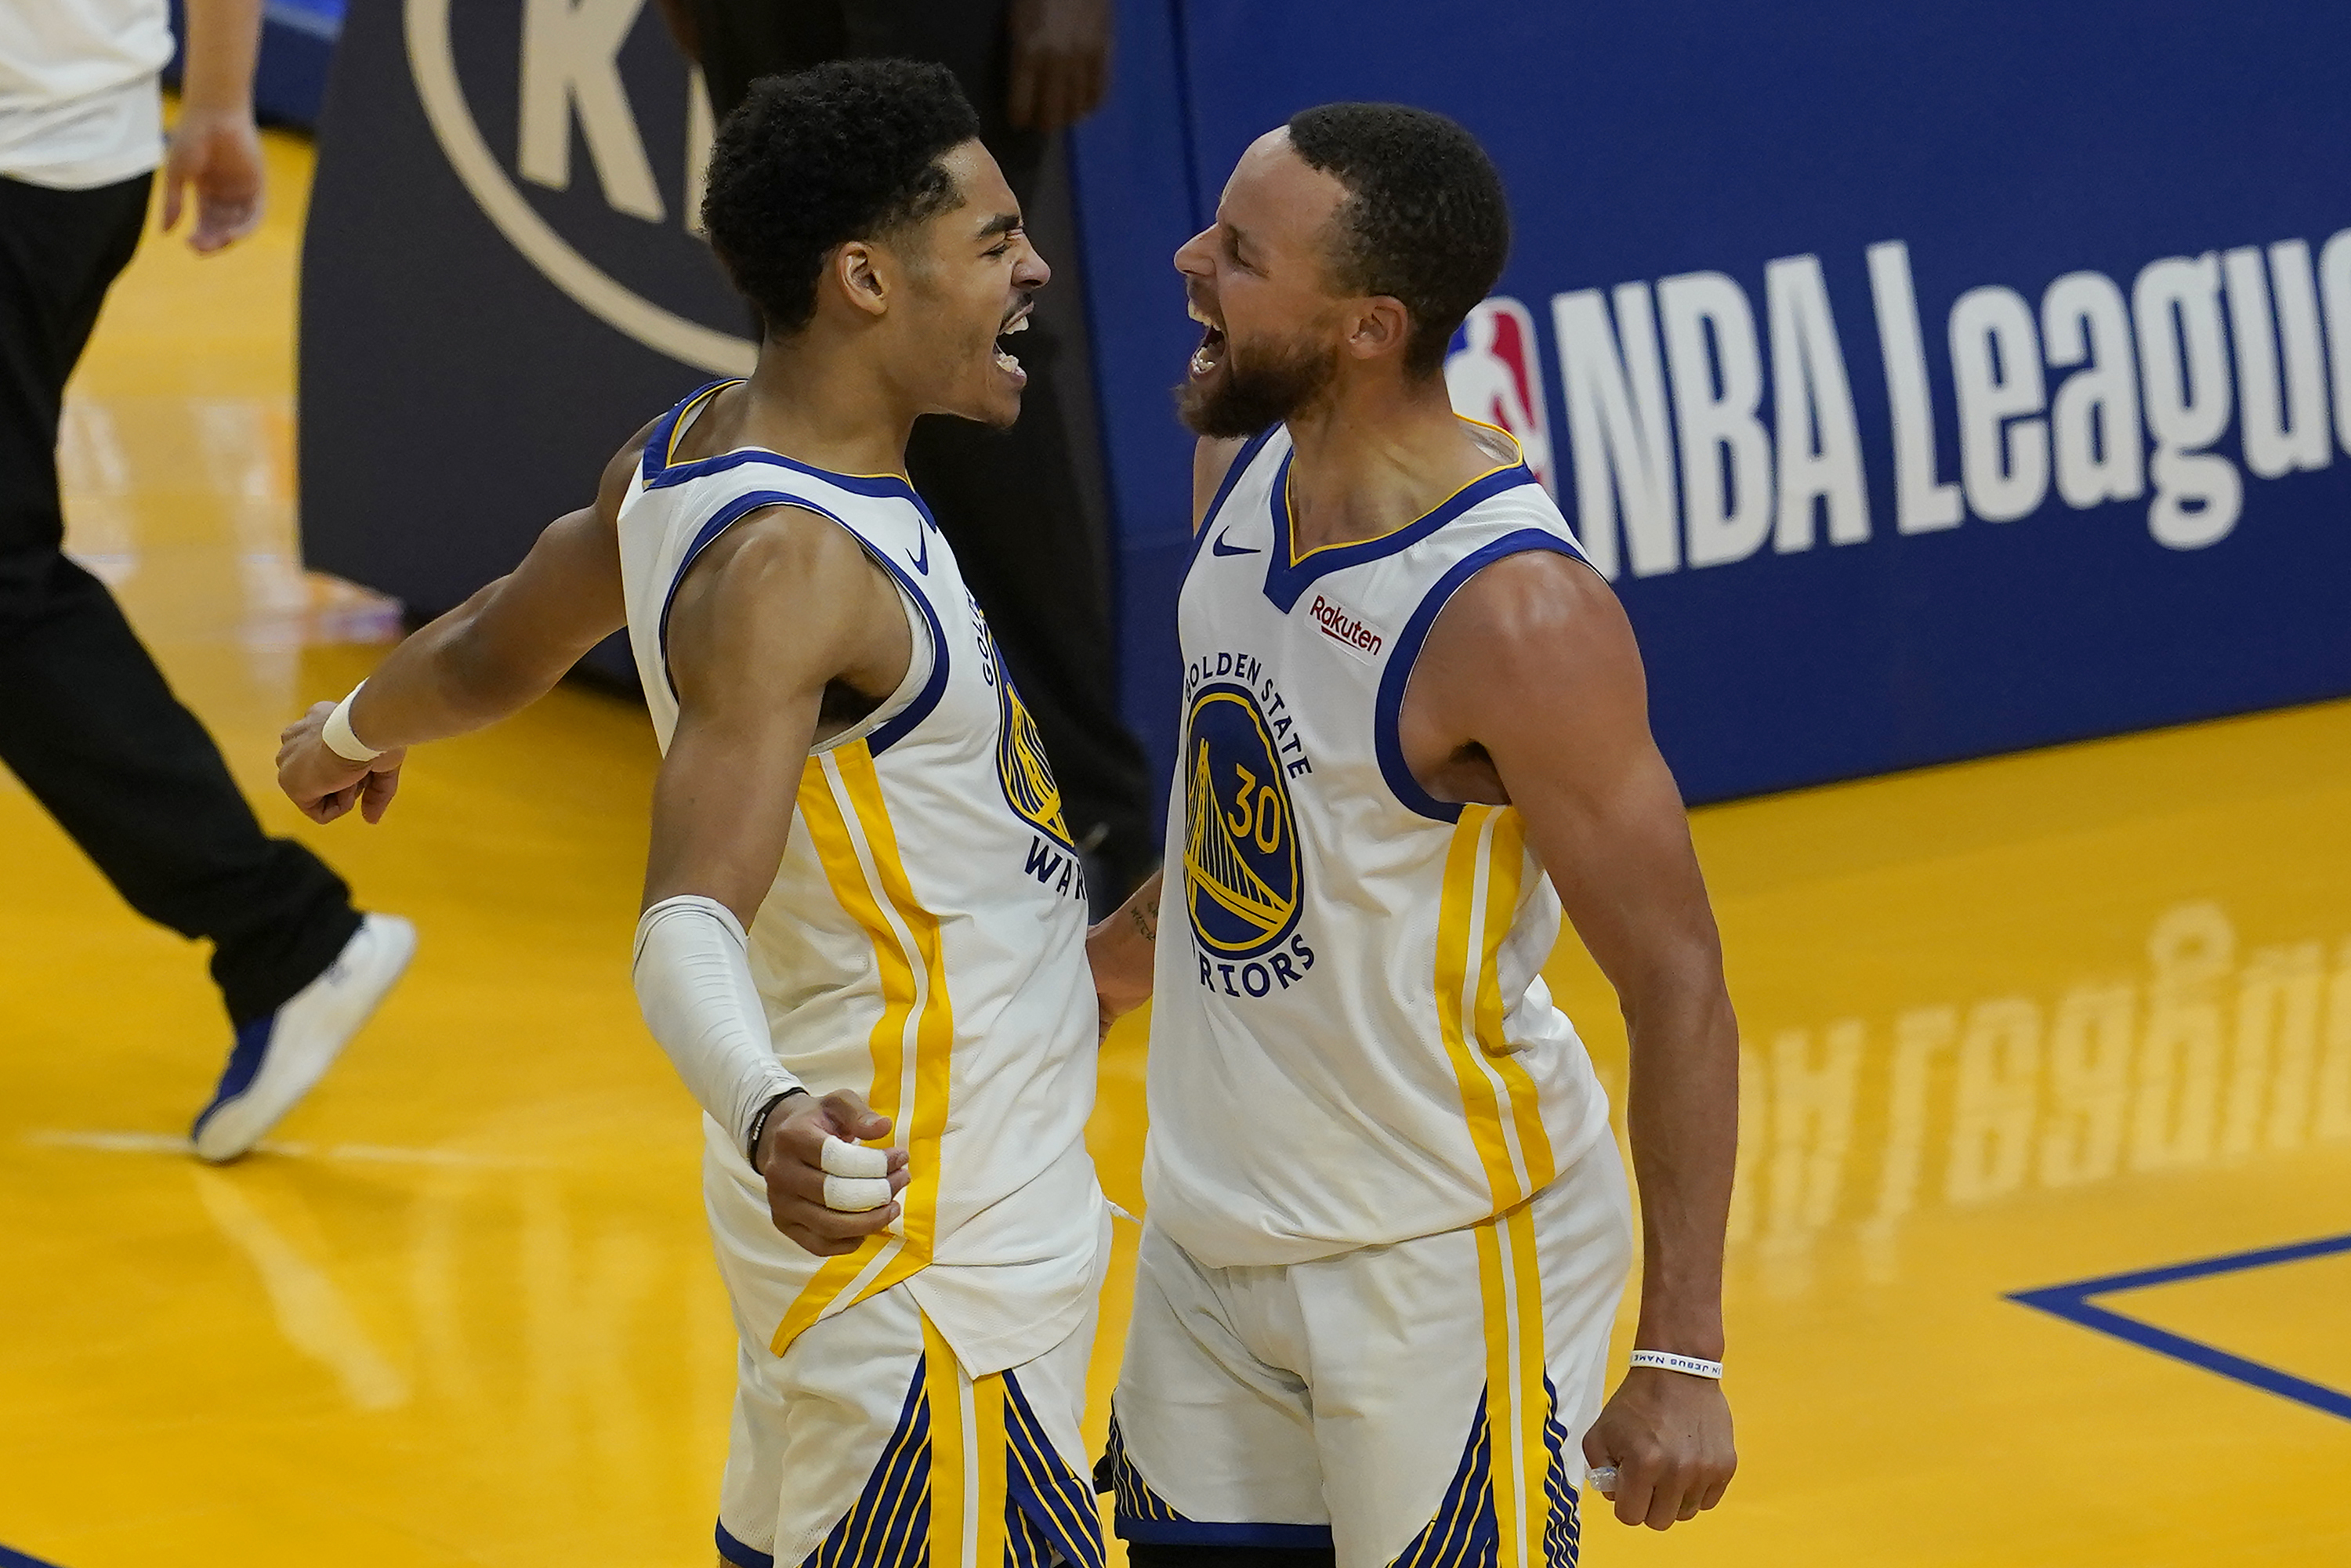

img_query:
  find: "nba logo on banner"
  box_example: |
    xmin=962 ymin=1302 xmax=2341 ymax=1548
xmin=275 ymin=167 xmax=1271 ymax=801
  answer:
xmin=1444 ymin=297 xmax=1554 ymax=494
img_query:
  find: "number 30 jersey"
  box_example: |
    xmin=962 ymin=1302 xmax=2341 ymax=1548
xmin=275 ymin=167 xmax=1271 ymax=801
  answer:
xmin=1142 ymin=422 xmax=1617 ymax=1269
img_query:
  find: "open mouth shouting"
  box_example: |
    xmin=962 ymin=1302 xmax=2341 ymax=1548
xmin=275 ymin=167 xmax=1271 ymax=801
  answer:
xmin=995 ymin=302 xmax=1033 ymax=384
xmin=1188 ymin=296 xmax=1226 ymax=379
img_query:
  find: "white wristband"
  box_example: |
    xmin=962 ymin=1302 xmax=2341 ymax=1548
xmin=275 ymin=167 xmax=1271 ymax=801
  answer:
xmin=1629 ymin=1349 xmax=1724 ymax=1380
xmin=321 ymin=682 xmax=382 ymax=764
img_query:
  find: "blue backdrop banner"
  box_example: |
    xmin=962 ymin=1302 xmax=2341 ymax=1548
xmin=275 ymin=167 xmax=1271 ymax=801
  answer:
xmin=1071 ymin=0 xmax=2351 ymax=807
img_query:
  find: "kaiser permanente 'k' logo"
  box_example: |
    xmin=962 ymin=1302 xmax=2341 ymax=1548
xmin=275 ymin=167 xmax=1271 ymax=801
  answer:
xmin=1183 ymin=683 xmax=1303 ymax=959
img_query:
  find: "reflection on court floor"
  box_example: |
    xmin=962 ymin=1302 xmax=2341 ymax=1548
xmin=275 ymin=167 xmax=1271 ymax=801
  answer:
xmin=2 ymin=130 xmax=2345 ymax=1568
xmin=1722 ymin=901 xmax=2351 ymax=1273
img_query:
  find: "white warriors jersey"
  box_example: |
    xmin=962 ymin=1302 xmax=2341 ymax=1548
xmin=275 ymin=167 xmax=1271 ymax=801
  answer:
xmin=1143 ymin=422 xmax=1617 ymax=1269
xmin=616 ymin=380 xmax=1107 ymax=1374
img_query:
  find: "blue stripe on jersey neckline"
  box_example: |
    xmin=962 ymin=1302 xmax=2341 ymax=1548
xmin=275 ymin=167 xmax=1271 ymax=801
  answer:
xmin=654 ymin=490 xmax=951 ymax=757
xmin=1372 ymin=527 xmax=1594 ymax=824
xmin=639 ymin=378 xmax=930 ymax=506
xmin=1262 ymin=447 xmax=1539 ymax=612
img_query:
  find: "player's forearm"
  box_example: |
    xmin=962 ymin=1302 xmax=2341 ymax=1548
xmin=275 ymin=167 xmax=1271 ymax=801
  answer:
xmin=346 ymin=579 xmax=583 ymax=748
xmin=1622 ymin=977 xmax=1738 ymax=1360
xmin=178 ymin=0 xmax=263 ymax=117
xmin=1088 ymin=870 xmax=1161 ymax=1012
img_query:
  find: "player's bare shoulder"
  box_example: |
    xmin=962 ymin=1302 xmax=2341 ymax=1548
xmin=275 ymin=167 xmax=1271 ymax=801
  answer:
xmin=1444 ymin=548 xmax=1621 ymax=661
xmin=665 ymin=501 xmax=910 ymax=708
xmin=1402 ymin=546 xmax=1646 ymax=773
xmin=595 ymin=415 xmax=666 ymax=522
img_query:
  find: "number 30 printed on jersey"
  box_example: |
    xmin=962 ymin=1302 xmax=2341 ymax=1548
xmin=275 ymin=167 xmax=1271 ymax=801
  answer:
xmin=1183 ymin=683 xmax=1310 ymax=991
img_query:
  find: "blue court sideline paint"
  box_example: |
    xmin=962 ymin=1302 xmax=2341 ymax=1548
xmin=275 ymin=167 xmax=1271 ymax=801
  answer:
xmin=2009 ymin=1233 xmax=2351 ymax=1424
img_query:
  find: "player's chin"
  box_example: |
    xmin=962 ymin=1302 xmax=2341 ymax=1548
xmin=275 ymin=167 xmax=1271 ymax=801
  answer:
xmin=973 ymin=371 xmax=1026 ymax=428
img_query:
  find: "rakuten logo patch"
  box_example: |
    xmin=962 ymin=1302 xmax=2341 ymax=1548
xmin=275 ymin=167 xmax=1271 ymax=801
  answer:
xmin=1309 ymin=594 xmax=1385 ymax=662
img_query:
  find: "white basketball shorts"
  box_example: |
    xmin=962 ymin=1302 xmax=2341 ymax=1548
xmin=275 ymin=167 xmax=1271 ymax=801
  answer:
xmin=1103 ymin=1147 xmax=1634 ymax=1568
xmin=705 ymin=1124 xmax=1110 ymax=1568
xmin=714 ymin=1269 xmax=1104 ymax=1568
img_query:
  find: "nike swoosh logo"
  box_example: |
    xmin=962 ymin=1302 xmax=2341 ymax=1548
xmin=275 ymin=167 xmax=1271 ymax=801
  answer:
xmin=907 ymin=531 xmax=930 ymax=574
xmin=1210 ymin=530 xmax=1261 ymax=558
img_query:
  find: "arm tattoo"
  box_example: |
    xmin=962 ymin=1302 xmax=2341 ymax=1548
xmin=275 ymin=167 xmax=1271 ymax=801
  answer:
xmin=1129 ymin=894 xmax=1158 ymax=943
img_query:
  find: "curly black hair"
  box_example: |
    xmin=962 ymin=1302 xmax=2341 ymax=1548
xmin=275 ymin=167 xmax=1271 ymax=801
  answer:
xmin=701 ymin=60 xmax=981 ymax=337
xmin=1285 ymin=103 xmax=1511 ymax=378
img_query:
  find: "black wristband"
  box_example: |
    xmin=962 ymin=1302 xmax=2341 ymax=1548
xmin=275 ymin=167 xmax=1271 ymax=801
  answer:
xmin=744 ymin=1088 xmax=807 ymax=1166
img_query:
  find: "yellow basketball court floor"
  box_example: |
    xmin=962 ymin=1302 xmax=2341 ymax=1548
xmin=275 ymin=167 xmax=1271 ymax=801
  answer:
xmin=2 ymin=131 xmax=2345 ymax=1567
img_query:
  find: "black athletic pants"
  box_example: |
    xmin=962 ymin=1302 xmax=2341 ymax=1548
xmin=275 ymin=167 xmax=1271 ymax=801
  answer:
xmin=0 ymin=172 xmax=358 ymax=1027
xmin=683 ymin=0 xmax=1160 ymax=895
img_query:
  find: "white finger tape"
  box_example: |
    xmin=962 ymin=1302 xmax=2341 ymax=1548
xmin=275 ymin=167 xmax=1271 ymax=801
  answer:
xmin=820 ymin=1135 xmax=889 ymax=1179
xmin=1587 ymin=1465 xmax=1619 ymax=1499
xmin=823 ymin=1174 xmax=893 ymax=1212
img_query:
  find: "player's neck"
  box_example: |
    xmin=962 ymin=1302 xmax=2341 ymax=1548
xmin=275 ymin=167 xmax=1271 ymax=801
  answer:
xmin=719 ymin=335 xmax=917 ymax=479
xmin=1281 ymin=375 xmax=1501 ymax=552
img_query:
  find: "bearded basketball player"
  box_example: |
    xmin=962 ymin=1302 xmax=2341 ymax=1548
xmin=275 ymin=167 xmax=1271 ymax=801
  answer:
xmin=1086 ymin=105 xmax=1741 ymax=1565
xmin=277 ymin=62 xmax=1109 ymax=1568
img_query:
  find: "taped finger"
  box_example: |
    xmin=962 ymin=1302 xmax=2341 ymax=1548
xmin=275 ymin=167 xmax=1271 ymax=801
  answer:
xmin=823 ymin=1174 xmax=893 ymax=1211
xmin=820 ymin=1135 xmax=889 ymax=1179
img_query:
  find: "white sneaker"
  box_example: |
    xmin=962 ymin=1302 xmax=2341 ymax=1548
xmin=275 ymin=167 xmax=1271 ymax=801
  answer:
xmin=190 ymin=913 xmax=417 ymax=1163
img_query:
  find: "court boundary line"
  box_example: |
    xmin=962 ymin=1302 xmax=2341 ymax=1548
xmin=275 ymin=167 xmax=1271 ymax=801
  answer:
xmin=2008 ymin=1231 xmax=2351 ymax=1424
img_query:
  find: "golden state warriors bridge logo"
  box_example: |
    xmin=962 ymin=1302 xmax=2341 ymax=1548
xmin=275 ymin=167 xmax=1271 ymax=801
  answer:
xmin=974 ymin=597 xmax=1073 ymax=849
xmin=1184 ymin=683 xmax=1304 ymax=964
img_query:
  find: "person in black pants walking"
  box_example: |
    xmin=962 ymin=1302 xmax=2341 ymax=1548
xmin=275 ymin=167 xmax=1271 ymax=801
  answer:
xmin=657 ymin=0 xmax=1158 ymax=903
xmin=1 ymin=0 xmax=411 ymax=1161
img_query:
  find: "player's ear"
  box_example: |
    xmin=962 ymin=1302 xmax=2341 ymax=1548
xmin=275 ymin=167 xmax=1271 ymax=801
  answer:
xmin=833 ymin=241 xmax=889 ymax=320
xmin=1343 ymin=295 xmax=1411 ymax=364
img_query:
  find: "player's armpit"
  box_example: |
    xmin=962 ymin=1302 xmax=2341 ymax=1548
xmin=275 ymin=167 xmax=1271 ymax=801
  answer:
xmin=643 ymin=505 xmax=911 ymax=926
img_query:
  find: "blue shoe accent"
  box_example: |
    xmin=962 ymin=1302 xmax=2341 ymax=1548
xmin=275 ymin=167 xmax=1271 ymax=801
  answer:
xmin=190 ymin=1015 xmax=277 ymax=1143
xmin=187 ymin=913 xmax=416 ymax=1161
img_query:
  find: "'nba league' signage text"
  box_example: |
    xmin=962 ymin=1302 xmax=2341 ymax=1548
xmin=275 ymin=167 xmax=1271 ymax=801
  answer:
xmin=1077 ymin=2 xmax=2351 ymax=805
xmin=1444 ymin=233 xmax=2351 ymax=580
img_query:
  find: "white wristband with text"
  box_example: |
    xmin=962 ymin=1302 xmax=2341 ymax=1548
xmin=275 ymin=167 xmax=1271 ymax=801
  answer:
xmin=1629 ymin=1349 xmax=1724 ymax=1380
xmin=321 ymin=682 xmax=382 ymax=764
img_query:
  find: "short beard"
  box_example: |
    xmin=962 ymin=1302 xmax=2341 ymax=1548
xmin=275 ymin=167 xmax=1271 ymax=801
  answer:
xmin=1175 ymin=331 xmax=1338 ymax=439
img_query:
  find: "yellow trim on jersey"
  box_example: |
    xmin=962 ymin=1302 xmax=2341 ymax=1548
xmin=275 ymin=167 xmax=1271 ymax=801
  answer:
xmin=662 ymin=379 xmax=738 ymax=465
xmin=1473 ymin=1200 xmax=1558 ymax=1568
xmin=923 ymin=1313 xmax=1011 ymax=1568
xmin=770 ymin=743 xmax=955 ymax=1355
xmin=1281 ymin=415 xmax=1530 ymax=567
xmin=1438 ymin=804 xmax=1557 ymax=1211
xmin=834 ymin=742 xmax=955 ymax=1255
xmin=1476 ymin=809 xmax=1559 ymax=1194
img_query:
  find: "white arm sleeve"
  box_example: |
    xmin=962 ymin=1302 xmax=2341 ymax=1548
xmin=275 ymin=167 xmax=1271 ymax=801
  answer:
xmin=632 ymin=895 xmax=803 ymax=1156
